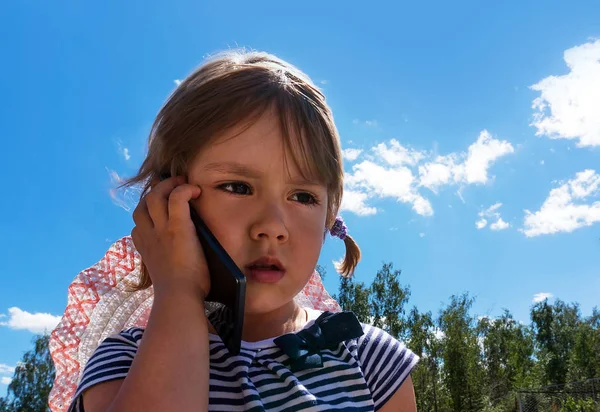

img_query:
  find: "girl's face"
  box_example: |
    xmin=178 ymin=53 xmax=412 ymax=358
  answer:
xmin=188 ymin=109 xmax=328 ymax=315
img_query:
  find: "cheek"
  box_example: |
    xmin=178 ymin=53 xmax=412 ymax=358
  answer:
xmin=191 ymin=197 xmax=245 ymax=249
xmin=291 ymin=217 xmax=325 ymax=259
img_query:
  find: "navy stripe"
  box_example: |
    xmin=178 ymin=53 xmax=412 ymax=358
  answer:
xmin=68 ymin=312 xmax=419 ymax=411
xmin=375 ymin=353 xmax=416 ymax=410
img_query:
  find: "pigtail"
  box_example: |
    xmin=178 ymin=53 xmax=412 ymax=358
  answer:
xmin=138 ymin=263 xmax=153 ymax=289
xmin=122 ymin=261 xmax=152 ymax=293
xmin=336 ymin=234 xmax=361 ymax=278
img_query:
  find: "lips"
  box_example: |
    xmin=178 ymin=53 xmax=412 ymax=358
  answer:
xmin=245 ymin=256 xmax=286 ymax=283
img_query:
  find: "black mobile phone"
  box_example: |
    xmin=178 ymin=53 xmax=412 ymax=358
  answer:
xmin=160 ymin=173 xmax=246 ymax=355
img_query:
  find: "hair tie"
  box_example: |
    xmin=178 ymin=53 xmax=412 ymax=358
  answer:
xmin=329 ymin=216 xmax=347 ymax=240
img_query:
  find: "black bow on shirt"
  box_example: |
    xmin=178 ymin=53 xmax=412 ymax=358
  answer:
xmin=273 ymin=311 xmax=364 ymax=372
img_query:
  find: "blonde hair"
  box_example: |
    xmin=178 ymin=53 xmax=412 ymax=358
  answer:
xmin=120 ymin=49 xmax=360 ymax=290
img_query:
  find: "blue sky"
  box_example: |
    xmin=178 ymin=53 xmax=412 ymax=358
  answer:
xmin=1 ymin=0 xmax=599 ymax=394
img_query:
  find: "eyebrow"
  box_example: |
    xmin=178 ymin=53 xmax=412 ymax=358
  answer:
xmin=203 ymin=162 xmax=262 ymax=179
xmin=202 ymin=161 xmax=322 ymax=186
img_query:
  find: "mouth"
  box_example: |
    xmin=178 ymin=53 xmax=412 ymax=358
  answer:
xmin=245 ymin=257 xmax=286 ymax=283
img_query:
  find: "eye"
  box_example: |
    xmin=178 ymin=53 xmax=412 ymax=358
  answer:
xmin=219 ymin=182 xmax=252 ymax=195
xmin=291 ymin=192 xmax=319 ymax=206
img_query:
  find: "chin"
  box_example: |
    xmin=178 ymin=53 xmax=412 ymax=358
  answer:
xmin=243 ymin=283 xmax=297 ymax=315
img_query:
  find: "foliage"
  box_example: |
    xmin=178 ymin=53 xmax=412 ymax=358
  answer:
xmin=334 ymin=263 xmax=600 ymax=412
xmin=0 ymin=334 xmax=55 ymax=412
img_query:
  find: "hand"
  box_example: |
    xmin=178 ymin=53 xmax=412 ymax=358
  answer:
xmin=131 ymin=176 xmax=210 ymax=301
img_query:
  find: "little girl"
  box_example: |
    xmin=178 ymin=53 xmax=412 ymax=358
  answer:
xmin=51 ymin=49 xmax=419 ymax=411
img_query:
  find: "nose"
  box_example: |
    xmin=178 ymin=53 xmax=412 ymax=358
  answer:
xmin=249 ymin=205 xmax=289 ymax=244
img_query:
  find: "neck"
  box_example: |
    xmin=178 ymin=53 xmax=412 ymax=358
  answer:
xmin=241 ymin=301 xmax=306 ymax=342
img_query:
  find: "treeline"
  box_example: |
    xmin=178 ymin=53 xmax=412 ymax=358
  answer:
xmin=333 ymin=262 xmax=600 ymax=412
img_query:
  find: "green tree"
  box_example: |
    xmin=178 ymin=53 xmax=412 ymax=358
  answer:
xmin=478 ymin=309 xmax=536 ymax=411
xmin=315 ymin=264 xmax=326 ymax=281
xmin=438 ymin=293 xmax=484 ymax=412
xmin=334 ymin=275 xmax=372 ymax=323
xmin=531 ymin=299 xmax=580 ymax=386
xmin=407 ymin=307 xmax=445 ymax=412
xmin=569 ymin=307 xmax=600 ymax=381
xmin=370 ymin=262 xmax=410 ymax=339
xmin=0 ymin=334 xmax=55 ymax=412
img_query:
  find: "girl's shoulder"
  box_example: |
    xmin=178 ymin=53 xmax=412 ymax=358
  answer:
xmin=67 ymin=327 xmax=145 ymax=411
xmin=305 ymin=309 xmax=420 ymax=409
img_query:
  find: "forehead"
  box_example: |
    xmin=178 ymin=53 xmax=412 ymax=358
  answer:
xmin=190 ymin=110 xmax=317 ymax=182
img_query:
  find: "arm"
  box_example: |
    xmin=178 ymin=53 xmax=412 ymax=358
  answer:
xmin=378 ymin=375 xmax=417 ymax=412
xmin=81 ymin=176 xmax=211 ymax=411
xmin=82 ymin=290 xmax=210 ymax=412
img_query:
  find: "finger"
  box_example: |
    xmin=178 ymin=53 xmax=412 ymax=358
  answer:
xmin=131 ymin=226 xmax=143 ymax=251
xmin=132 ymin=196 xmax=154 ymax=230
xmin=146 ymin=176 xmax=186 ymax=228
xmin=167 ymin=184 xmax=202 ymax=226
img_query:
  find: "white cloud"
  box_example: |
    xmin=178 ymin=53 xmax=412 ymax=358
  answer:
xmin=419 ymin=232 xmax=426 ymax=238
xmin=418 ymin=130 xmax=514 ymax=191
xmin=332 ymin=258 xmax=344 ymax=273
xmin=530 ymin=39 xmax=600 ymax=147
xmin=540 ymin=160 xmax=545 ymax=165
xmin=320 ymin=80 xmax=328 ymax=85
xmin=0 ymin=307 xmax=61 ymax=334
xmin=490 ymin=218 xmax=510 ymax=231
xmin=174 ymin=79 xmax=182 ymax=86
xmin=375 ymin=140 xmax=425 ymax=167
xmin=107 ymin=168 xmax=139 ymax=212
xmin=346 ymin=161 xmax=433 ymax=216
xmin=342 ymin=130 xmax=513 ymax=217
xmin=477 ymin=202 xmax=510 ymax=231
xmin=522 ymin=169 xmax=600 ymax=237
xmin=0 ymin=364 xmax=15 ymax=375
xmin=419 ymin=161 xmax=454 ymax=191
xmin=412 ymin=196 xmax=434 ymax=216
xmin=1 ymin=377 xmax=11 ymax=385
xmin=532 ymin=292 xmax=553 ymax=303
xmin=487 ymin=203 xmax=503 ymax=213
xmin=476 ymin=218 xmax=488 ymax=229
xmin=455 ymin=130 xmax=514 ymax=185
xmin=107 ymin=168 xmax=123 ymax=185
xmin=342 ymin=148 xmax=363 ymax=162
xmin=116 ymin=140 xmax=131 ymax=161
xmin=340 ymin=189 xmax=377 ymax=216
xmin=118 ymin=146 xmax=130 ymax=161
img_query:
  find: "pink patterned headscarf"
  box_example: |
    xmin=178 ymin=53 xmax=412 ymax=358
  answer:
xmin=47 ymin=236 xmax=341 ymax=411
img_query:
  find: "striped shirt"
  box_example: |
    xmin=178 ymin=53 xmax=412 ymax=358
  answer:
xmin=68 ymin=308 xmax=419 ymax=411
